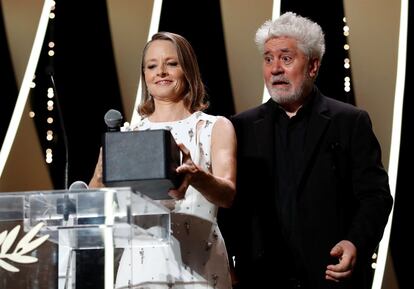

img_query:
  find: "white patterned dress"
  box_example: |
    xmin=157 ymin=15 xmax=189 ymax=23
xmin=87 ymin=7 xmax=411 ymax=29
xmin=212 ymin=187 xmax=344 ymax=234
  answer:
xmin=115 ymin=111 xmax=232 ymax=289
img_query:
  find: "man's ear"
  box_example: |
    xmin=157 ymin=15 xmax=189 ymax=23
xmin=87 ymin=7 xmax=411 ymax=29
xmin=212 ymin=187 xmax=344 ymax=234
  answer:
xmin=308 ymin=58 xmax=320 ymax=78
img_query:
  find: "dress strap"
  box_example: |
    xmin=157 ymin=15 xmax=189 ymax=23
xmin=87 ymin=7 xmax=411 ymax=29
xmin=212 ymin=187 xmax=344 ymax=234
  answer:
xmin=192 ymin=112 xmax=217 ymax=172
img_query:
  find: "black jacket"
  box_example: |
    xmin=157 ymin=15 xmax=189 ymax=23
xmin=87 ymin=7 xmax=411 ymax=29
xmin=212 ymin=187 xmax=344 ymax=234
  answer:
xmin=224 ymin=87 xmax=393 ymax=289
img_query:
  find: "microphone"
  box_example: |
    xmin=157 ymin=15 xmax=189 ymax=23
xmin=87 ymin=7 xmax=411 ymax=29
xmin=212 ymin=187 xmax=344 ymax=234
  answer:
xmin=57 ymin=180 xmax=86 ymax=222
xmin=48 ymin=71 xmax=70 ymax=190
xmin=104 ymin=109 xmax=123 ymax=132
xmin=69 ymin=180 xmax=89 ymax=190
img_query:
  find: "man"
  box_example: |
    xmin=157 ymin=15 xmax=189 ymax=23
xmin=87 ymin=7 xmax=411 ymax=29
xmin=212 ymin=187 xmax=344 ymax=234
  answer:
xmin=227 ymin=12 xmax=393 ymax=289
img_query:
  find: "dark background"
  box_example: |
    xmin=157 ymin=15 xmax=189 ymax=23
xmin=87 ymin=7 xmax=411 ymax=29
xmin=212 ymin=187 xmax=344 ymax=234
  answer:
xmin=0 ymin=0 xmax=410 ymax=288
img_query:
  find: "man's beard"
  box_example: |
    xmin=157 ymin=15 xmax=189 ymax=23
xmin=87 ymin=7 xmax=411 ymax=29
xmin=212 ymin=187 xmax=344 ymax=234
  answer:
xmin=266 ymin=73 xmax=312 ymax=105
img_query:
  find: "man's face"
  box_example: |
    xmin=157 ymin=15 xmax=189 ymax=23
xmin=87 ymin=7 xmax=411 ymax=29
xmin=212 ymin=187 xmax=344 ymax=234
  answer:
xmin=262 ymin=36 xmax=319 ymax=108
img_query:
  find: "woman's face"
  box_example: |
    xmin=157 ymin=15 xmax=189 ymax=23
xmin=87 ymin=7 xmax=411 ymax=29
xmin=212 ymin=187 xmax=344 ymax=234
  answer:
xmin=143 ymin=39 xmax=187 ymax=102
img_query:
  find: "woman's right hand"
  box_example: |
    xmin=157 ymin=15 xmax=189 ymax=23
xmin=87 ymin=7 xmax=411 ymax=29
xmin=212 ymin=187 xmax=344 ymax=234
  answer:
xmin=89 ymin=147 xmax=105 ymax=188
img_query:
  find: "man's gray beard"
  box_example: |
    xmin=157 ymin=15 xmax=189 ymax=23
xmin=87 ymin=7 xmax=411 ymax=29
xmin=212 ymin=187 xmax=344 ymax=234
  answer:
xmin=267 ymin=74 xmax=313 ymax=105
xmin=267 ymin=83 xmax=304 ymax=105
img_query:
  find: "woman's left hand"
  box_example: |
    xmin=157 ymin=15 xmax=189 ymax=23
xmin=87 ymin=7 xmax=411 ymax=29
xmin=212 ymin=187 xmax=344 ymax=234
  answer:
xmin=168 ymin=116 xmax=236 ymax=208
xmin=168 ymin=143 xmax=201 ymax=200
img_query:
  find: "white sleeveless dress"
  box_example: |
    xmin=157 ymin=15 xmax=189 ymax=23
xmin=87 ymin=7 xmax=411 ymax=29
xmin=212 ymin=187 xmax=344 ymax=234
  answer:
xmin=115 ymin=111 xmax=232 ymax=289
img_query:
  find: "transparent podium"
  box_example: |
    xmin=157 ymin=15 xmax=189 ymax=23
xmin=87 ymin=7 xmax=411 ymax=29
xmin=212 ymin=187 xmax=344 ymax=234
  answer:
xmin=0 ymin=187 xmax=170 ymax=289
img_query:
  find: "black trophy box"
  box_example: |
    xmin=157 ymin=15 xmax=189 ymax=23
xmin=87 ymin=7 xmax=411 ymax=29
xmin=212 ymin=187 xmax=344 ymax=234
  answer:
xmin=102 ymin=129 xmax=182 ymax=199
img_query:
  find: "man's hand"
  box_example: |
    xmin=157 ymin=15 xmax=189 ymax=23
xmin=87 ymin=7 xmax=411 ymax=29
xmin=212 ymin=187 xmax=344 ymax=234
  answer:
xmin=325 ymin=240 xmax=357 ymax=282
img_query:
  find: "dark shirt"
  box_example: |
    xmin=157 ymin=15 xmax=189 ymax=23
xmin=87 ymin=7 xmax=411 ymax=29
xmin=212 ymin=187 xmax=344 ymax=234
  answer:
xmin=272 ymin=93 xmax=314 ymax=280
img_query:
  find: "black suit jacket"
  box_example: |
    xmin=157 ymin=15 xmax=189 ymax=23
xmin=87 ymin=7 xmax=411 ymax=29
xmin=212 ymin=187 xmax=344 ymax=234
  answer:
xmin=226 ymin=87 xmax=393 ymax=289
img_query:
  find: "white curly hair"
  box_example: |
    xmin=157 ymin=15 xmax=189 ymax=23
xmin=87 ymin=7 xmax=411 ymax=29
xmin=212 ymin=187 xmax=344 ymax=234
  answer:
xmin=255 ymin=12 xmax=325 ymax=62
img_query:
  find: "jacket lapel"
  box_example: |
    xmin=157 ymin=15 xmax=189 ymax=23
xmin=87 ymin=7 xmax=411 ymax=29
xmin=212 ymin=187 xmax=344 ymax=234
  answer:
xmin=297 ymin=91 xmax=331 ymax=190
xmin=253 ymin=100 xmax=275 ymax=165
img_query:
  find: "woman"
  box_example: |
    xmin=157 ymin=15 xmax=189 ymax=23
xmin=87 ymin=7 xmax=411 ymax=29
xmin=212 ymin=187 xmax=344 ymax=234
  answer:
xmin=90 ymin=32 xmax=236 ymax=289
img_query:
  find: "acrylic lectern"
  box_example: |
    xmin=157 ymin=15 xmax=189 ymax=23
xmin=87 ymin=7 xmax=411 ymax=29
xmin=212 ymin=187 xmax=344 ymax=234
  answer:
xmin=0 ymin=187 xmax=170 ymax=289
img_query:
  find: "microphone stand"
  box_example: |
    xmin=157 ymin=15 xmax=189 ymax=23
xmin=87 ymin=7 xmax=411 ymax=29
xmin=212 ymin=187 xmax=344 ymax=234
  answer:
xmin=49 ymin=72 xmax=75 ymax=223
